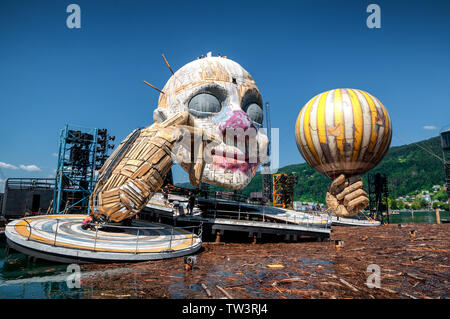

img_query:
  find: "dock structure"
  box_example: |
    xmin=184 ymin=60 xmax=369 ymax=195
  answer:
xmin=5 ymin=214 xmax=202 ymax=263
xmin=142 ymin=193 xmax=331 ymax=242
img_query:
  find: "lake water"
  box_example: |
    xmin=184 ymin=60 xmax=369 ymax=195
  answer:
xmin=386 ymin=210 xmax=449 ymax=224
xmin=0 ymin=240 xmax=89 ymax=298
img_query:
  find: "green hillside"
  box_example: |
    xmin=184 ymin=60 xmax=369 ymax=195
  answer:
xmin=177 ymin=136 xmax=446 ymax=203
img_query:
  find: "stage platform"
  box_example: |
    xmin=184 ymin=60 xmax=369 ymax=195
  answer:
xmin=143 ymin=194 xmax=331 ymax=241
xmin=5 ymin=215 xmax=202 ymax=263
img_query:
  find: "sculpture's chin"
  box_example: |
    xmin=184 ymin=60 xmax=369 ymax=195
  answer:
xmin=200 ymin=162 xmax=258 ymax=190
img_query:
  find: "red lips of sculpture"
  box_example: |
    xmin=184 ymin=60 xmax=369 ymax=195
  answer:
xmin=212 ymin=110 xmax=259 ymax=173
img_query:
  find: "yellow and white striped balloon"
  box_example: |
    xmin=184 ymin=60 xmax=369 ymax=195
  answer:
xmin=295 ymin=88 xmax=392 ymax=178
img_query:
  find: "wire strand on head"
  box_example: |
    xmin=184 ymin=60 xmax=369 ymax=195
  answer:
xmin=162 ymin=54 xmax=175 ymax=75
xmin=143 ymin=81 xmax=165 ymax=95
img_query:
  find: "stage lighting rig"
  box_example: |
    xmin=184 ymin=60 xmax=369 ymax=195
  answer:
xmin=94 ymin=128 xmax=115 ymax=171
xmin=53 ymin=125 xmax=115 ymax=214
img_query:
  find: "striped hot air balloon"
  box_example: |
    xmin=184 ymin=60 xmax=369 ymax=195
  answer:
xmin=295 ymin=88 xmax=392 ymax=178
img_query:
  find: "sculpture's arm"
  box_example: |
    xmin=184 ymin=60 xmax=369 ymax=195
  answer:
xmin=89 ymin=112 xmax=210 ymax=223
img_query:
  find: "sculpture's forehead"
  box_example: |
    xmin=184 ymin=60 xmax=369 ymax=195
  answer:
xmin=158 ymin=57 xmax=258 ymax=109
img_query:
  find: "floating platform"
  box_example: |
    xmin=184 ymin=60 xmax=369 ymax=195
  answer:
xmin=5 ymin=215 xmax=202 ymax=263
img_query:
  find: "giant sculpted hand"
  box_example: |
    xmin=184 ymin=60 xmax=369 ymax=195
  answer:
xmin=325 ymin=174 xmax=369 ymax=217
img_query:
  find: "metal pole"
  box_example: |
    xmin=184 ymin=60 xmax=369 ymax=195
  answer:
xmin=53 ymin=219 xmax=59 ymax=246
xmin=55 ymin=126 xmax=67 ymax=214
xmin=168 ymin=227 xmax=174 ymax=251
xmin=135 ymin=229 xmax=140 ymax=254
xmin=88 ymin=128 xmax=98 ymax=215
xmin=24 ymin=220 xmax=32 ymax=241
xmin=93 ymin=225 xmax=98 ymax=252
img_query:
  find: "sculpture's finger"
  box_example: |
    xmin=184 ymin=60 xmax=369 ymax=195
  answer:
xmin=188 ymin=140 xmax=207 ymax=186
xmin=175 ymin=125 xmax=218 ymax=143
xmin=336 ymin=181 xmax=363 ymax=201
xmin=347 ymin=196 xmax=369 ymax=213
xmin=159 ymin=111 xmax=193 ymax=128
xmin=343 ymin=188 xmax=367 ymax=207
xmin=329 ymin=174 xmax=346 ymax=194
xmin=334 ymin=181 xmax=348 ymax=196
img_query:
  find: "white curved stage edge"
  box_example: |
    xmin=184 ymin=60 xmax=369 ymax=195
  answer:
xmin=5 ymin=215 xmax=202 ymax=263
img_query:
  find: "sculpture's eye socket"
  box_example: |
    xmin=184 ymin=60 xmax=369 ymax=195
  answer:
xmin=244 ymin=103 xmax=263 ymax=124
xmin=188 ymin=93 xmax=221 ymax=117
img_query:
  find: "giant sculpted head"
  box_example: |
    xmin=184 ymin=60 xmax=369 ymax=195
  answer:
xmin=153 ymin=55 xmax=269 ymax=190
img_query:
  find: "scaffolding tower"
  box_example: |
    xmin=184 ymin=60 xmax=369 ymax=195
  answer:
xmin=272 ymin=173 xmax=297 ymax=209
xmin=367 ymin=173 xmax=389 ymax=223
xmin=440 ymin=128 xmax=450 ymax=204
xmin=52 ymin=124 xmax=114 ymax=214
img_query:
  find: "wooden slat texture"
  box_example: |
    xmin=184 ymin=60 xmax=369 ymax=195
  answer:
xmin=90 ymin=112 xmax=193 ymax=222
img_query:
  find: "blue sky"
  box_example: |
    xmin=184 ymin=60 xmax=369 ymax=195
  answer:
xmin=1 ymin=0 xmax=449 ymax=189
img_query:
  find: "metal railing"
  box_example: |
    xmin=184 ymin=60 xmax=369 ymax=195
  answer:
xmin=5 ymin=178 xmax=55 ymax=190
xmin=153 ymin=193 xmax=331 ymax=230
xmin=6 ymin=220 xmax=203 ymax=255
xmin=203 ymin=207 xmax=330 ymax=229
xmin=330 ymin=215 xmax=379 ymax=225
xmin=212 ymin=191 xmax=248 ymax=202
xmin=294 ymin=210 xmax=380 ymax=225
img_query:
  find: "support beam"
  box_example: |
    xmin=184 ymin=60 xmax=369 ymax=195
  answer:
xmin=252 ymin=233 xmax=257 ymax=244
xmin=215 ymin=230 xmax=222 ymax=243
xmin=435 ymin=208 xmax=441 ymax=224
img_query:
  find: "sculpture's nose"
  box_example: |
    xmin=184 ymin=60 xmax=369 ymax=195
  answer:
xmin=219 ymin=110 xmax=254 ymax=134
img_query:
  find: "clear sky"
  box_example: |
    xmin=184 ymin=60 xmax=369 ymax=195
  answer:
xmin=1 ymin=0 xmax=449 ymax=190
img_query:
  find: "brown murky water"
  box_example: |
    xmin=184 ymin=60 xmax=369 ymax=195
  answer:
xmin=80 ymin=224 xmax=449 ymax=299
